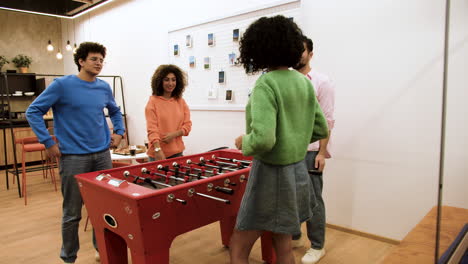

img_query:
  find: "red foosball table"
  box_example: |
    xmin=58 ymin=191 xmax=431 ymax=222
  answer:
xmin=76 ymin=149 xmax=276 ymax=264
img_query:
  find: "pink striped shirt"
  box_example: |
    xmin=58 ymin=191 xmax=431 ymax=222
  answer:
xmin=306 ymin=69 xmax=335 ymax=158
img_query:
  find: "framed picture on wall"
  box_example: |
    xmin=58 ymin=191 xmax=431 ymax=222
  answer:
xmin=174 ymin=44 xmax=179 ymax=56
xmin=218 ymin=71 xmax=225 ymax=84
xmin=228 ymin=52 xmax=237 ymax=66
xmin=233 ymin=29 xmax=240 ymax=41
xmin=208 ymin=86 xmax=217 ymax=99
xmin=208 ymin=33 xmax=215 ymax=46
xmin=189 ymin=56 xmax=196 ymax=68
xmin=186 ymin=35 xmax=192 ymax=48
xmin=225 ymin=89 xmax=233 ymax=101
xmin=204 ymin=57 xmax=211 ymax=69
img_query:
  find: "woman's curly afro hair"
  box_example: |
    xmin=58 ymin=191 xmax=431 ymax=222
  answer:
xmin=238 ymin=15 xmax=304 ymax=74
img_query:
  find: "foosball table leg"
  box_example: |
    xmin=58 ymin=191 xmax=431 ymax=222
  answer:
xmin=129 ymin=248 xmax=170 ymax=264
xmin=219 ymin=216 xmax=237 ymax=247
xmin=260 ymin=231 xmax=277 ymax=264
xmin=96 ymin=229 xmax=128 ymax=264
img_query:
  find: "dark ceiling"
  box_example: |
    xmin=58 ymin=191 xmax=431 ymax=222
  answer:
xmin=0 ymin=0 xmax=110 ymax=18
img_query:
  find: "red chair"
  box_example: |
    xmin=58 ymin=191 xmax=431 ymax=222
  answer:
xmin=14 ymin=128 xmax=58 ymax=205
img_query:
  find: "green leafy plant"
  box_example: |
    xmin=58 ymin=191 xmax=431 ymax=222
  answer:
xmin=11 ymin=54 xmax=32 ymax=68
xmin=0 ymin=55 xmax=9 ymax=71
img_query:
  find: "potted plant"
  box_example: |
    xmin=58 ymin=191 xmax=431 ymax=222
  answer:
xmin=11 ymin=54 xmax=32 ymax=73
xmin=0 ymin=55 xmax=9 ymax=72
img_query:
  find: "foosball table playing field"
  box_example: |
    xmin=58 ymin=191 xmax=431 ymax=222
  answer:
xmin=75 ymin=149 xmax=276 ymax=264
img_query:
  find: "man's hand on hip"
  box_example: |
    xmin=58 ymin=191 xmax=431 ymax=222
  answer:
xmin=46 ymin=144 xmax=61 ymax=159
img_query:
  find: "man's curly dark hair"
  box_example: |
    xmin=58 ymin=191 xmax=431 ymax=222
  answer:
xmin=151 ymin=64 xmax=187 ymax=99
xmin=304 ymin=36 xmax=314 ymax=52
xmin=238 ymin=15 xmax=304 ymax=74
xmin=73 ymin=42 xmax=107 ymax=72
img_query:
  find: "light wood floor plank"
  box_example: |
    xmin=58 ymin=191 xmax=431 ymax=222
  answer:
xmin=0 ymin=169 xmax=394 ymax=264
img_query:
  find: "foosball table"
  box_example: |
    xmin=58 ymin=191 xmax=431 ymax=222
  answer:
xmin=76 ymin=149 xmax=276 ymax=264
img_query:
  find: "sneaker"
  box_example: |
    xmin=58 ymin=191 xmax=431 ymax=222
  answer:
xmin=291 ymin=238 xmax=304 ymax=248
xmin=95 ymin=251 xmax=100 ymax=262
xmin=301 ymin=248 xmax=326 ymax=264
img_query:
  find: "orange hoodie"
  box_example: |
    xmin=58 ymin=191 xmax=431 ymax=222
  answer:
xmin=145 ymin=95 xmax=192 ymax=158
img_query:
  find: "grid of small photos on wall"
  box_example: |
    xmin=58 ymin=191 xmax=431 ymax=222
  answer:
xmin=168 ymin=2 xmax=300 ymax=110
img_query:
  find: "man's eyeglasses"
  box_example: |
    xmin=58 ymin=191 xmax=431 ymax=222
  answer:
xmin=88 ymin=57 xmax=105 ymax=64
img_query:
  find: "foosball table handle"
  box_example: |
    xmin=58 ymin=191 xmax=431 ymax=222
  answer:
xmin=215 ymin=186 xmax=234 ymax=195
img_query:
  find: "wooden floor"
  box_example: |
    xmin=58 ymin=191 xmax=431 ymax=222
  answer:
xmin=0 ymin=168 xmax=394 ymax=264
xmin=382 ymin=206 xmax=468 ymax=264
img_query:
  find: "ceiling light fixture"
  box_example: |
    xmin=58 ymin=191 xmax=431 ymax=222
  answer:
xmin=0 ymin=0 xmax=114 ymax=19
xmin=66 ymin=41 xmax=72 ymax=51
xmin=73 ymin=20 xmax=78 ymax=54
xmin=47 ymin=40 xmax=54 ymax=51
xmin=70 ymin=0 xmax=114 ymax=19
xmin=66 ymin=21 xmax=72 ymax=51
xmin=56 ymin=50 xmax=63 ymax=60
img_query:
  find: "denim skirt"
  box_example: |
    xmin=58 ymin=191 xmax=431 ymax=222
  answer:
xmin=235 ymin=158 xmax=316 ymax=235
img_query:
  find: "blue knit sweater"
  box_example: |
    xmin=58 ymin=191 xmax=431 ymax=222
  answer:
xmin=26 ymin=75 xmax=125 ymax=154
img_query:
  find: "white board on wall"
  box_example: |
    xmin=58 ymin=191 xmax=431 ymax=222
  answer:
xmin=168 ymin=0 xmax=300 ymax=111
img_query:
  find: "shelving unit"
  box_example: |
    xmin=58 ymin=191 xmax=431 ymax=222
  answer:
xmin=0 ymin=73 xmax=128 ymax=197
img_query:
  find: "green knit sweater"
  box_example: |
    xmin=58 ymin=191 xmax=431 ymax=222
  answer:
xmin=242 ymin=70 xmax=329 ymax=165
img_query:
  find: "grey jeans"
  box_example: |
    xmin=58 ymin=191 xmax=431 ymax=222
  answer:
xmin=292 ymin=151 xmax=326 ymax=250
xmin=59 ymin=150 xmax=112 ymax=263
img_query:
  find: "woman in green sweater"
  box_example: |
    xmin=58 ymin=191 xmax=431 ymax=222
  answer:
xmin=230 ymin=15 xmax=329 ymax=264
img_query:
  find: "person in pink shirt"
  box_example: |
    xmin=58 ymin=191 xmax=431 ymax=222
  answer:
xmin=145 ymin=64 xmax=192 ymax=161
xmin=292 ymin=36 xmax=336 ymax=264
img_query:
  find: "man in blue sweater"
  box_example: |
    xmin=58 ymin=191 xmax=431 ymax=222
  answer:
xmin=26 ymin=42 xmax=125 ymax=264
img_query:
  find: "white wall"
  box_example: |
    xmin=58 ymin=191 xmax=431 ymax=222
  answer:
xmin=443 ymin=0 xmax=468 ymax=208
xmin=61 ymin=0 xmax=282 ymax=151
xmin=58 ymin=0 xmax=467 ymax=240
xmin=299 ymin=0 xmax=467 ymax=240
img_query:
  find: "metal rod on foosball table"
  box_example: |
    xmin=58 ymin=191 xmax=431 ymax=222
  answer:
xmin=188 ymin=159 xmax=237 ymax=172
xmin=123 ymin=170 xmax=172 ymax=188
xmin=175 ymin=161 xmax=221 ymax=176
xmin=179 ymin=164 xmax=213 ymax=176
xmin=156 ymin=164 xmax=183 ymax=178
xmin=156 ymin=164 xmax=205 ymax=180
xmin=201 ymin=157 xmax=247 ymax=169
xmin=211 ymin=154 xmax=252 ymax=166
xmin=141 ymin=168 xmax=186 ymax=183
xmin=171 ymin=162 xmax=209 ymax=180
xmin=188 ymin=188 xmax=231 ymax=204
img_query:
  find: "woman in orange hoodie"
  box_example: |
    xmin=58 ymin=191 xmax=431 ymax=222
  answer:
xmin=145 ymin=64 xmax=192 ymax=161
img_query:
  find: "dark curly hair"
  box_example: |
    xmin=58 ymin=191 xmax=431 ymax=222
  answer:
xmin=151 ymin=64 xmax=187 ymax=99
xmin=238 ymin=15 xmax=304 ymax=74
xmin=73 ymin=42 xmax=107 ymax=71
xmin=303 ymin=35 xmax=314 ymax=52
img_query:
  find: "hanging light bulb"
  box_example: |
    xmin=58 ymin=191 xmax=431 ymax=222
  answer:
xmin=66 ymin=40 xmax=72 ymax=51
xmin=56 ymin=50 xmax=63 ymax=60
xmin=73 ymin=43 xmax=77 ymax=54
xmin=47 ymin=40 xmax=54 ymax=52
